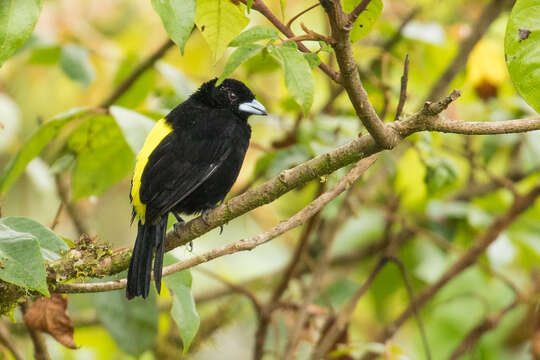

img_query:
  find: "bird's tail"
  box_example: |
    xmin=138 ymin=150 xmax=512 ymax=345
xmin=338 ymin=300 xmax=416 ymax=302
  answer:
xmin=126 ymin=216 xmax=167 ymax=299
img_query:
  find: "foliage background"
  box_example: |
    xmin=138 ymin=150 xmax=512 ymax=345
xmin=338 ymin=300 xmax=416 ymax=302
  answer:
xmin=0 ymin=0 xmax=539 ymax=359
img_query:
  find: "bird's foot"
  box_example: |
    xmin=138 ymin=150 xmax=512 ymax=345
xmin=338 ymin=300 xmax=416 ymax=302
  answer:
xmin=202 ymin=208 xmax=224 ymax=235
xmin=187 ymin=241 xmax=194 ymax=252
xmin=201 ymin=209 xmax=212 ymax=226
xmin=173 ymin=214 xmax=185 ymax=236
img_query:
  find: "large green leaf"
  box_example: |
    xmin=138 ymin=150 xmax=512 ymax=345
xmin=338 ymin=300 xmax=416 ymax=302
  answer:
xmin=93 ymin=288 xmax=158 ymax=356
xmin=0 ymin=217 xmax=68 ymax=261
xmin=342 ymin=0 xmax=383 ymax=42
xmin=67 ymin=114 xmax=134 ymax=199
xmin=59 ymin=44 xmax=95 ymax=86
xmin=217 ymin=44 xmax=264 ymax=84
xmin=164 ymin=254 xmax=200 ymax=354
xmin=0 ymin=224 xmax=48 ymax=295
xmin=505 ymin=0 xmax=540 ymax=113
xmin=271 ymin=44 xmax=314 ymax=113
xmin=110 ymin=106 xmax=155 ymax=154
xmin=0 ymin=107 xmax=90 ymax=195
xmin=195 ymin=0 xmax=249 ymax=62
xmin=0 ymin=0 xmax=42 ymax=65
xmin=229 ymin=26 xmax=278 ymax=47
xmin=151 ymin=0 xmax=196 ymax=54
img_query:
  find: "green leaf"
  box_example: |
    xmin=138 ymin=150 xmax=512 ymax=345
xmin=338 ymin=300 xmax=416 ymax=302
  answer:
xmin=504 ymin=0 xmax=540 ymax=113
xmin=195 ymin=0 xmax=250 ymax=62
xmin=303 ymin=52 xmax=321 ymax=68
xmin=0 ymin=224 xmax=48 ymax=295
xmin=217 ymin=44 xmax=264 ymax=85
xmin=255 ymin=144 xmax=312 ymax=178
xmin=0 ymin=0 xmax=42 ymax=65
xmin=229 ymin=26 xmax=278 ymax=47
xmin=151 ymin=0 xmax=196 ymax=54
xmin=164 ymin=254 xmax=200 ymax=354
xmin=110 ymin=106 xmax=156 ymax=154
xmin=271 ymin=44 xmax=314 ymax=113
xmin=0 ymin=107 xmax=90 ymax=195
xmin=342 ymin=0 xmax=383 ymax=42
xmin=93 ymin=289 xmax=158 ymax=356
xmin=424 ymin=157 xmax=458 ymax=195
xmin=59 ymin=44 xmax=95 ymax=86
xmin=67 ymin=114 xmax=134 ymax=199
xmin=27 ymin=44 xmax=61 ymax=65
xmin=246 ymin=0 xmax=254 ymax=13
xmin=0 ymin=217 xmax=68 ymax=261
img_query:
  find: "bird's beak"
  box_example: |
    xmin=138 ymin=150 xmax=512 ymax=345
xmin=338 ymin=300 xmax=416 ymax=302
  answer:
xmin=239 ymin=99 xmax=267 ymax=116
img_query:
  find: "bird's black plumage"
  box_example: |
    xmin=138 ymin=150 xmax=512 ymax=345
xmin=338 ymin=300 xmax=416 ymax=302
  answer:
xmin=126 ymin=78 xmax=267 ymax=299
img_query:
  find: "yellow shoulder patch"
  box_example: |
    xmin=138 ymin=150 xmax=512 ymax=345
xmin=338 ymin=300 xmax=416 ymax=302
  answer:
xmin=131 ymin=118 xmax=173 ymax=223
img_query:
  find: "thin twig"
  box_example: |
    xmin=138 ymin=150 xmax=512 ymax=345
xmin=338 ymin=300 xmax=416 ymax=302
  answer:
xmin=195 ymin=268 xmax=262 ymax=314
xmin=347 ymin=0 xmax=372 ymax=27
xmin=283 ymin=185 xmax=358 ymax=359
xmin=50 ymin=202 xmax=64 ymax=231
xmin=100 ymin=39 xmax=174 ymax=108
xmin=55 ymin=175 xmax=89 ymax=235
xmin=394 ymin=54 xmax=410 ymax=121
xmin=448 ymin=299 xmax=521 ymax=360
xmin=286 ymin=3 xmax=321 ymax=29
xmin=0 ymin=322 xmax=24 ymax=360
xmin=245 ymin=0 xmax=340 ymax=83
xmin=311 ymin=257 xmax=388 ymax=359
xmin=388 ymin=256 xmax=432 ymax=360
xmin=361 ymin=184 xmax=540 ymax=360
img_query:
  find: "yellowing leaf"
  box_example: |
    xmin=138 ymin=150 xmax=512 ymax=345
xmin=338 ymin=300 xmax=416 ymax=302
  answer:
xmin=394 ymin=148 xmax=426 ymax=209
xmin=195 ymin=0 xmax=249 ymax=62
xmin=467 ymin=40 xmax=507 ymax=88
xmin=342 ymin=0 xmax=383 ymax=42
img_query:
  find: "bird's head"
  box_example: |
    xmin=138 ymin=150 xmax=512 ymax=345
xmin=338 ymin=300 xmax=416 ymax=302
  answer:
xmin=194 ymin=78 xmax=267 ymax=118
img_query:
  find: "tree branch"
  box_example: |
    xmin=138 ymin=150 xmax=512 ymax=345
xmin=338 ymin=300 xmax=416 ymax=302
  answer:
xmin=0 ymin=322 xmax=23 ymax=360
xmin=448 ymin=299 xmax=521 ymax=360
xmin=54 ymin=155 xmax=378 ymax=294
xmin=347 ymin=0 xmax=372 ymax=28
xmin=320 ymin=0 xmax=398 ymax=149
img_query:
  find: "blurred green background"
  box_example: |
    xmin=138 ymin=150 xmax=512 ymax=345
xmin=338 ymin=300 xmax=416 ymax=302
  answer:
xmin=1 ymin=0 xmax=540 ymax=359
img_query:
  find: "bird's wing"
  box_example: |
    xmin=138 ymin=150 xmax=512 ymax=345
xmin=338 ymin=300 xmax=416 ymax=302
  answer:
xmin=138 ymin=127 xmax=233 ymax=224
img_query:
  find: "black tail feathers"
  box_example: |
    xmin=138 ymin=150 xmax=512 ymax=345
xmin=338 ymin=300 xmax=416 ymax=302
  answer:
xmin=126 ymin=217 xmax=167 ymax=299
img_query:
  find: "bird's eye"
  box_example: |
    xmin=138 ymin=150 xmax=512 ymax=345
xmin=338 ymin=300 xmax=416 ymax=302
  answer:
xmin=228 ymin=92 xmax=238 ymax=102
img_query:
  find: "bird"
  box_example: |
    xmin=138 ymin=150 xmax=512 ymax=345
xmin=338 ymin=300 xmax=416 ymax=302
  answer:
xmin=126 ymin=78 xmax=267 ymax=299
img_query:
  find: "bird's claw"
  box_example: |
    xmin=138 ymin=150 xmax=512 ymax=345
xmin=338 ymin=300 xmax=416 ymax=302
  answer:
xmin=201 ymin=209 xmax=211 ymax=226
xmin=173 ymin=219 xmax=185 ymax=236
xmin=202 ymin=209 xmax=225 ymax=234
xmin=187 ymin=241 xmax=193 ymax=252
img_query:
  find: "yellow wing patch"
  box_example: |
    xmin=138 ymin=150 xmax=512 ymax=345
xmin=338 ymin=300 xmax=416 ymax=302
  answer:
xmin=131 ymin=118 xmax=173 ymax=223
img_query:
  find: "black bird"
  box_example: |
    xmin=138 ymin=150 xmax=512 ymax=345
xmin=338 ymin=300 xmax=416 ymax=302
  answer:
xmin=127 ymin=78 xmax=267 ymax=299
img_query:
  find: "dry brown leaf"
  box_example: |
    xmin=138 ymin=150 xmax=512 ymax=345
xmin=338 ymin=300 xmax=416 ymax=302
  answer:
xmin=23 ymin=294 xmax=77 ymax=349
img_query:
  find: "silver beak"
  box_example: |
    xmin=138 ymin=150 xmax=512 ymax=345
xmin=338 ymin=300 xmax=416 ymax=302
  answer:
xmin=239 ymin=99 xmax=267 ymax=116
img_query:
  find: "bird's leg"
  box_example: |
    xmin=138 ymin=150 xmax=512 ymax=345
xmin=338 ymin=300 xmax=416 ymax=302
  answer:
xmin=202 ymin=207 xmax=224 ymax=234
xmin=173 ymin=213 xmax=193 ymax=250
xmin=173 ymin=212 xmax=185 ymax=236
